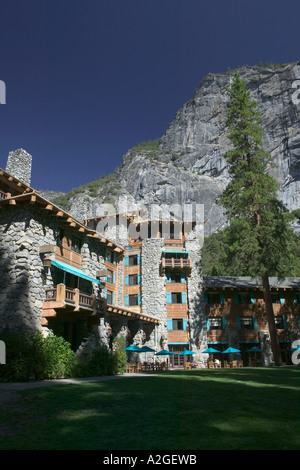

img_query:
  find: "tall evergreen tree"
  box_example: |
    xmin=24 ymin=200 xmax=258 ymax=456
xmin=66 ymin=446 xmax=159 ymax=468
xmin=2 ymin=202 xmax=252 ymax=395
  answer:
xmin=219 ymin=73 xmax=294 ymax=366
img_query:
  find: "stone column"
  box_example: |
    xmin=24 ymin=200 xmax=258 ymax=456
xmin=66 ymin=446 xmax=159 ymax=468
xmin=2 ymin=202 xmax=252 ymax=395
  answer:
xmin=185 ymin=238 xmax=206 ymax=367
xmin=6 ymin=149 xmax=32 ymax=186
xmin=141 ymin=238 xmax=167 ymax=351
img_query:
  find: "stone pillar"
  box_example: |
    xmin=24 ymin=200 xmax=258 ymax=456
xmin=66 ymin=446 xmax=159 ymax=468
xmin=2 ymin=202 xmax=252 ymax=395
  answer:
xmin=6 ymin=149 xmax=32 ymax=186
xmin=141 ymin=238 xmax=167 ymax=351
xmin=185 ymin=238 xmax=206 ymax=367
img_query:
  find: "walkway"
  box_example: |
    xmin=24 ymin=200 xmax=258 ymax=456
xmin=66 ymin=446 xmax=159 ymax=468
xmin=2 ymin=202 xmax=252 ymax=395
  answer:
xmin=0 ymin=373 xmax=154 ymax=390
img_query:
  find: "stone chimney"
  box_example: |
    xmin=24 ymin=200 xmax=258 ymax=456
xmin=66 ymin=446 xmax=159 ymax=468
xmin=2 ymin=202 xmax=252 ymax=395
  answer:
xmin=5 ymin=149 xmax=32 ymax=186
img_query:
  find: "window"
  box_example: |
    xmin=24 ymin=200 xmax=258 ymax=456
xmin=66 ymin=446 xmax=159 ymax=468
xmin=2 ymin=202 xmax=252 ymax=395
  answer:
xmin=168 ymin=318 xmax=187 ymax=331
xmin=129 ymin=274 xmax=139 ymax=285
xmin=129 ymin=254 xmax=139 ymax=266
xmin=106 ymin=270 xmax=114 ymax=284
xmin=293 ymin=292 xmax=300 ymax=304
xmin=240 ymin=316 xmax=254 ymax=330
xmin=106 ymin=250 xmax=114 ymax=263
xmin=129 ymin=294 xmax=139 ymax=306
xmin=293 ymin=293 xmax=300 ymax=304
xmin=167 ymin=292 xmax=186 ymax=304
xmin=207 ymin=292 xmax=221 ymax=304
xmin=107 ymin=290 xmax=113 ymax=304
xmin=71 ymin=236 xmax=81 ymax=254
xmin=172 ymin=292 xmax=183 ymax=304
xmin=172 ymin=319 xmax=184 ymax=330
xmin=209 ymin=317 xmax=222 ymax=330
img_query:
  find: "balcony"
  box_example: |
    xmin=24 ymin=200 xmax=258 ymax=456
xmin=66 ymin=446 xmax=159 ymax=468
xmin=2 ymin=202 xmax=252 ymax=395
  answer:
xmin=42 ymin=283 xmax=105 ymax=325
xmin=161 ymin=256 xmax=192 ymax=272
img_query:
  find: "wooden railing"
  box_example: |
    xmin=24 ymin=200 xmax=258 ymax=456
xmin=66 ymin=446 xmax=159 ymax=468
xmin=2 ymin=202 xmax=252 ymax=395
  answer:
xmin=164 ymin=240 xmax=184 ymax=247
xmin=0 ymin=190 xmax=8 ymax=200
xmin=79 ymin=292 xmax=93 ymax=308
xmin=162 ymin=257 xmax=192 ymax=269
xmin=45 ymin=285 xmax=102 ymax=311
xmin=65 ymin=288 xmax=75 ymax=304
xmin=45 ymin=288 xmax=57 ymax=300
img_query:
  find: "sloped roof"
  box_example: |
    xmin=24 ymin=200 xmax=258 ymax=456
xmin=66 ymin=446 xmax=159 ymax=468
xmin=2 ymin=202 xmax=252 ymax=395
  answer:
xmin=0 ymin=167 xmax=123 ymax=252
xmin=203 ymin=276 xmax=300 ymax=289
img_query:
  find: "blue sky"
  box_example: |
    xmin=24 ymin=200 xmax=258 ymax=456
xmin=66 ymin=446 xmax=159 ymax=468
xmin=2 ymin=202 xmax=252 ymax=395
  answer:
xmin=0 ymin=0 xmax=299 ymax=192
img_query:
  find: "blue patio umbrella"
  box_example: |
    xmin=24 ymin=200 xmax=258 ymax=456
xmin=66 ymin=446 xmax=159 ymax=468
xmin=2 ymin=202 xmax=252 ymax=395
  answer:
xmin=222 ymin=347 xmax=241 ymax=354
xmin=202 ymin=347 xmax=220 ymax=354
xmin=246 ymin=346 xmax=262 ymax=352
xmin=179 ymin=350 xmax=195 ymax=355
xmin=137 ymin=345 xmax=155 ymax=362
xmin=124 ymin=344 xmax=141 ymax=351
xmin=291 ymin=345 xmax=300 ymax=351
xmin=139 ymin=346 xmax=155 ymax=352
xmin=155 ymin=349 xmax=175 ymax=356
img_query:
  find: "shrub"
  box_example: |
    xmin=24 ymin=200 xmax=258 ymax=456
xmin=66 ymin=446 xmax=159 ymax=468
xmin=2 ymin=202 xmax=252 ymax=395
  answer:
xmin=85 ymin=344 xmax=115 ymax=376
xmin=0 ymin=328 xmax=44 ymax=382
xmin=39 ymin=334 xmax=75 ymax=380
xmin=0 ymin=329 xmax=75 ymax=382
xmin=112 ymin=336 xmax=127 ymax=375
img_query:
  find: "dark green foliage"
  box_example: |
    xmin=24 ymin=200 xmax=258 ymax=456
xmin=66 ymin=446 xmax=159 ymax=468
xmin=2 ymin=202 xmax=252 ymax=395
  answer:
xmin=52 ymin=173 xmax=119 ymax=210
xmin=112 ymin=336 xmax=127 ymax=375
xmin=0 ymin=328 xmax=128 ymax=382
xmin=0 ymin=329 xmax=75 ymax=382
xmin=202 ymin=226 xmax=300 ymax=277
xmin=41 ymin=334 xmax=75 ymax=379
xmin=218 ymin=73 xmax=294 ymax=279
xmin=128 ymin=139 xmax=160 ymax=153
xmin=73 ymin=339 xmax=126 ymax=377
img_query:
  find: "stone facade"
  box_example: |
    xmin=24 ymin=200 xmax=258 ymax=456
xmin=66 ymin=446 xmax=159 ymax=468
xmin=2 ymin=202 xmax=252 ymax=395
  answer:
xmin=0 ymin=204 xmax=56 ymax=331
xmin=185 ymin=238 xmax=206 ymax=367
xmin=141 ymin=238 xmax=168 ymax=351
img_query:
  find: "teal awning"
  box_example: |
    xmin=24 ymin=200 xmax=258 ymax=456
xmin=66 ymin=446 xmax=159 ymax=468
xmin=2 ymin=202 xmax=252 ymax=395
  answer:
xmin=51 ymin=259 xmax=104 ymax=285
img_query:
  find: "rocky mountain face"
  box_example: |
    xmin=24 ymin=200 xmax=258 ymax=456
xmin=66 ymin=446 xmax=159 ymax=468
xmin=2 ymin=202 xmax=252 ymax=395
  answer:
xmin=46 ymin=61 xmax=300 ymax=238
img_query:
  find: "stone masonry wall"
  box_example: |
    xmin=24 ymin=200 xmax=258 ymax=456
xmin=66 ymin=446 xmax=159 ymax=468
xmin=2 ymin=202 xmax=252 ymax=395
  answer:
xmin=141 ymin=238 xmax=168 ymax=351
xmin=5 ymin=149 xmax=32 ymax=187
xmin=185 ymin=238 xmax=207 ymax=367
xmin=0 ymin=205 xmax=57 ymax=331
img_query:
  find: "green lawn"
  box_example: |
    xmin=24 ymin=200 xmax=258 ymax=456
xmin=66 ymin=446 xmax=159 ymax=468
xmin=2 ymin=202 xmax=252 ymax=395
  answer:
xmin=0 ymin=367 xmax=299 ymax=450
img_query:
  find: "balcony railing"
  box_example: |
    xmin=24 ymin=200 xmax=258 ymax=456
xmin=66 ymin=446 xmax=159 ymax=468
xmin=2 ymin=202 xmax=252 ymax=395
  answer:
xmin=0 ymin=190 xmax=8 ymax=200
xmin=44 ymin=284 xmax=103 ymax=312
xmin=162 ymin=257 xmax=192 ymax=270
xmin=79 ymin=292 xmax=93 ymax=308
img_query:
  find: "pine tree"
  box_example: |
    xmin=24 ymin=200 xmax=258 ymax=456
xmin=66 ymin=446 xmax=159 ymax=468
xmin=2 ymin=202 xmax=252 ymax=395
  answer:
xmin=219 ymin=73 xmax=294 ymax=366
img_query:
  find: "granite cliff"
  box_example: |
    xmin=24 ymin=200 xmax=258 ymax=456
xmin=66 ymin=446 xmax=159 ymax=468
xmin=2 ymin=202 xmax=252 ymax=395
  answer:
xmin=45 ymin=61 xmax=300 ymax=237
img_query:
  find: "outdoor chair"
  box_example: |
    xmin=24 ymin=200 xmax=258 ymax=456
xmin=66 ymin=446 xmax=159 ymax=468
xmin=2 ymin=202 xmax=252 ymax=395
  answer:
xmin=208 ymin=361 xmax=214 ymax=369
xmin=237 ymin=360 xmax=243 ymax=367
xmin=126 ymin=363 xmax=135 ymax=373
xmin=136 ymin=363 xmax=142 ymax=373
xmin=223 ymin=361 xmax=230 ymax=368
xmin=185 ymin=362 xmax=192 ymax=370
